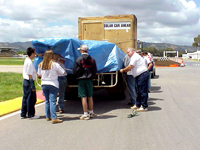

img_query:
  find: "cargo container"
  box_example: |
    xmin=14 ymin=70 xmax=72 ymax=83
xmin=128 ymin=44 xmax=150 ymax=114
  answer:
xmin=78 ymin=14 xmax=137 ymax=52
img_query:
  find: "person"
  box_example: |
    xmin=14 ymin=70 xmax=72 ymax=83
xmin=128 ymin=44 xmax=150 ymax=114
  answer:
xmin=143 ymin=51 xmax=153 ymax=92
xmin=37 ymin=50 xmax=66 ymax=124
xmin=57 ymin=56 xmax=67 ymax=114
xmin=136 ymin=50 xmax=153 ymax=72
xmin=120 ymin=48 xmax=150 ymax=112
xmin=137 ymin=50 xmax=153 ymax=92
xmin=123 ymin=54 xmax=137 ymax=106
xmin=21 ymin=47 xmax=40 ymax=119
xmin=73 ymin=44 xmax=97 ymax=120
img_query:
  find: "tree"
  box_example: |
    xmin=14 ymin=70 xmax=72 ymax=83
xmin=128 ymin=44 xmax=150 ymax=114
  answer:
xmin=192 ymin=35 xmax=200 ymax=48
xmin=143 ymin=47 xmax=162 ymax=56
xmin=17 ymin=51 xmax=26 ymax=55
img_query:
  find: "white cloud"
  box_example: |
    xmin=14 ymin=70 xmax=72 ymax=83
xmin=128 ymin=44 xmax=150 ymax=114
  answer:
xmin=0 ymin=0 xmax=199 ymax=46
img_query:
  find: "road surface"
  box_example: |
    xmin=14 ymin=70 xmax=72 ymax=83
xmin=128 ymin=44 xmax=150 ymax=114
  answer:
xmin=0 ymin=59 xmax=200 ymax=150
xmin=0 ymin=65 xmax=23 ymax=73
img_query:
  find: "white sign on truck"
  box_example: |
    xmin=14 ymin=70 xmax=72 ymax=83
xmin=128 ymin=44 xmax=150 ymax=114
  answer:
xmin=104 ymin=22 xmax=131 ymax=30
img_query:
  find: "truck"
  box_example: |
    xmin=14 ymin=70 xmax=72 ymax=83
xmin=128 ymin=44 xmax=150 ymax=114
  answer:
xmin=33 ymin=14 xmax=138 ymax=100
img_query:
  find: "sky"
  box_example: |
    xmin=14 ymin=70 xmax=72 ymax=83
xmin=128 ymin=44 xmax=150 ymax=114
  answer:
xmin=0 ymin=0 xmax=200 ymax=46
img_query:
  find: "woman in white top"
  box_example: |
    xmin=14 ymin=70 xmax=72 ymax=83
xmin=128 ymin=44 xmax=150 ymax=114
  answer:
xmin=37 ymin=50 xmax=66 ymax=124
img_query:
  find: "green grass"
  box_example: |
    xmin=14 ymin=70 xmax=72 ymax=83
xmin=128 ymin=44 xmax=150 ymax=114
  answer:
xmin=192 ymin=59 xmax=200 ymax=62
xmin=0 ymin=72 xmax=42 ymax=102
xmin=0 ymin=58 xmax=25 ymax=65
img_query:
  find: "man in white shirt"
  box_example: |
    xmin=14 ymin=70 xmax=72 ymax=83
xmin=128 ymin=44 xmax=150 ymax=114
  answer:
xmin=137 ymin=50 xmax=153 ymax=92
xmin=120 ymin=48 xmax=150 ymax=111
xmin=21 ymin=47 xmax=40 ymax=119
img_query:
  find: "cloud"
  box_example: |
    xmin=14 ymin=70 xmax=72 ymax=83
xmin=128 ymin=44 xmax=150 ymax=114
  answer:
xmin=0 ymin=0 xmax=199 ymax=46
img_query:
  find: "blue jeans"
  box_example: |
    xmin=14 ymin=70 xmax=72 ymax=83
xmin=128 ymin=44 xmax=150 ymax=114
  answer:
xmin=148 ymin=72 xmax=151 ymax=91
xmin=126 ymin=75 xmax=136 ymax=105
xmin=42 ymin=85 xmax=58 ymax=119
xmin=135 ymin=71 xmax=150 ymax=109
xmin=58 ymin=76 xmax=67 ymax=110
xmin=21 ymin=79 xmax=36 ymax=118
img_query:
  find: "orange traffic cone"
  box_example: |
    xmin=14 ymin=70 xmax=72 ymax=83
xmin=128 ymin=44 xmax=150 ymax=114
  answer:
xmin=180 ymin=59 xmax=185 ymax=67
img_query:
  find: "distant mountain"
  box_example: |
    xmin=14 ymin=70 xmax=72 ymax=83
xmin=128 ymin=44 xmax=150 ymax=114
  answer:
xmin=143 ymin=42 xmax=197 ymax=52
xmin=0 ymin=41 xmax=197 ymax=52
xmin=0 ymin=41 xmax=32 ymax=51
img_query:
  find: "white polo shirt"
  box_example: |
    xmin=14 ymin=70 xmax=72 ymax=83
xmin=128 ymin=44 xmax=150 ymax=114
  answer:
xmin=143 ymin=56 xmax=151 ymax=67
xmin=129 ymin=53 xmax=147 ymax=77
xmin=23 ymin=57 xmax=36 ymax=80
xmin=37 ymin=62 xmax=66 ymax=88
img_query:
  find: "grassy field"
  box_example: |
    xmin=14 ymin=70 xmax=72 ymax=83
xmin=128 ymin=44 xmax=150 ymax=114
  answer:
xmin=0 ymin=72 xmax=42 ymax=102
xmin=0 ymin=58 xmax=25 ymax=65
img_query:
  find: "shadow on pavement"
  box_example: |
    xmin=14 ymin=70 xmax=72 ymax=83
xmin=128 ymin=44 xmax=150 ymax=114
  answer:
xmin=61 ymin=89 xmax=131 ymax=116
xmin=152 ymin=75 xmax=159 ymax=79
xmin=148 ymin=97 xmax=163 ymax=112
xmin=148 ymin=106 xmax=162 ymax=111
xmin=148 ymin=97 xmax=164 ymax=101
xmin=148 ymin=101 xmax=156 ymax=106
xmin=60 ymin=88 xmax=164 ymax=116
xmin=150 ymin=86 xmax=163 ymax=93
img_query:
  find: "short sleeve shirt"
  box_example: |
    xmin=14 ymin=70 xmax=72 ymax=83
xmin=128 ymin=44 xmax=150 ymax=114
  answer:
xmin=23 ymin=57 xmax=36 ymax=80
xmin=143 ymin=56 xmax=151 ymax=67
xmin=129 ymin=53 xmax=147 ymax=77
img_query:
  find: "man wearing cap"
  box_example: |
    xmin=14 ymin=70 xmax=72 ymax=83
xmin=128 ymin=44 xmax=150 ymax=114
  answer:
xmin=73 ymin=44 xmax=97 ymax=120
xmin=120 ymin=48 xmax=150 ymax=111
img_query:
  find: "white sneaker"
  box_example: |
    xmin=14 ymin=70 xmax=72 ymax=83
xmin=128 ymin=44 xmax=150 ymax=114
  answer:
xmin=137 ymin=107 xmax=148 ymax=112
xmin=29 ymin=115 xmax=40 ymax=119
xmin=79 ymin=115 xmax=90 ymax=120
xmin=20 ymin=116 xmax=26 ymax=119
xmin=130 ymin=105 xmax=138 ymax=109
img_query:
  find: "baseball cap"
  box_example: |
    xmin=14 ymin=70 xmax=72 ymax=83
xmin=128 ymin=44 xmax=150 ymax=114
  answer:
xmin=77 ymin=44 xmax=89 ymax=51
xmin=136 ymin=50 xmax=142 ymax=54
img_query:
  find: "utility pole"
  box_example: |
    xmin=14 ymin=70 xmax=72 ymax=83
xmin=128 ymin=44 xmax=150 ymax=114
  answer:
xmin=137 ymin=40 xmax=143 ymax=50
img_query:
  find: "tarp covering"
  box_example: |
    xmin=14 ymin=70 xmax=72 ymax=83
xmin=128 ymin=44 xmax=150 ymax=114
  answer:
xmin=32 ymin=37 xmax=125 ymax=74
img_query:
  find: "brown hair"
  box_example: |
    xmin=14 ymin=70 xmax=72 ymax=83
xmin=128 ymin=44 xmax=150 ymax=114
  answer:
xmin=38 ymin=50 xmax=55 ymax=70
xmin=27 ymin=47 xmax=35 ymax=56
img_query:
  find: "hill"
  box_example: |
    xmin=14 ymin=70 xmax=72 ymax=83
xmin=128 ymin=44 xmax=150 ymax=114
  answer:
xmin=0 ymin=41 xmax=32 ymax=52
xmin=143 ymin=42 xmax=196 ymax=52
xmin=0 ymin=41 xmax=197 ymax=52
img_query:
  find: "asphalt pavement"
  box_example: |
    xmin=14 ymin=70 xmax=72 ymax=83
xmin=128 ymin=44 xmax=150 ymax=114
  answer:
xmin=0 ymin=65 xmax=23 ymax=73
xmin=0 ymin=60 xmax=200 ymax=150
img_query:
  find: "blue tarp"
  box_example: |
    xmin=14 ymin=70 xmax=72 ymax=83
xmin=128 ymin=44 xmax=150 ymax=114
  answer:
xmin=32 ymin=37 xmax=125 ymax=74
